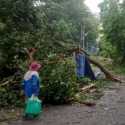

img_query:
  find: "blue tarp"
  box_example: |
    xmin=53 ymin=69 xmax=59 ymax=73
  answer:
xmin=75 ymin=53 xmax=85 ymax=77
xmin=75 ymin=53 xmax=96 ymax=80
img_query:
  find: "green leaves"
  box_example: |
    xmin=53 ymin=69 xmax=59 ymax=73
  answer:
xmin=0 ymin=0 xmax=99 ymax=106
xmin=100 ymin=0 xmax=125 ymax=61
xmin=0 ymin=0 xmax=98 ymax=68
xmin=40 ymin=57 xmax=78 ymax=104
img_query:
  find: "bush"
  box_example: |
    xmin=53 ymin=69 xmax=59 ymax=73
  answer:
xmin=40 ymin=56 xmax=78 ymax=104
xmin=77 ymin=77 xmax=92 ymax=86
xmin=0 ymin=76 xmax=24 ymax=108
xmin=0 ymin=56 xmax=79 ymax=107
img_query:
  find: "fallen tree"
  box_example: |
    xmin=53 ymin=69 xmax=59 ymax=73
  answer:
xmin=71 ymin=48 xmax=122 ymax=83
xmin=1 ymin=47 xmax=122 ymax=85
xmin=27 ymin=47 xmax=122 ymax=82
xmin=88 ymin=57 xmax=122 ymax=82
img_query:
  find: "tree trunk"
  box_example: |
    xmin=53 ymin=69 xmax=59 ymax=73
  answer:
xmin=87 ymin=57 xmax=121 ymax=82
xmin=71 ymin=48 xmax=122 ymax=82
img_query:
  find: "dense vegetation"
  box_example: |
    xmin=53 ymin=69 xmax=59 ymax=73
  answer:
xmin=0 ymin=0 xmax=98 ymax=107
xmin=41 ymin=57 xmax=78 ymax=104
xmin=99 ymin=0 xmax=125 ymax=62
xmin=1 ymin=0 xmax=125 ymax=107
xmin=0 ymin=0 xmax=98 ymax=69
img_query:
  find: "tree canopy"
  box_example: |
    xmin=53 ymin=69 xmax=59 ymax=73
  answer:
xmin=100 ymin=0 xmax=125 ymax=61
xmin=0 ymin=0 xmax=98 ymax=67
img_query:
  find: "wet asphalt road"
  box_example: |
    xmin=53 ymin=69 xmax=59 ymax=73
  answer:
xmin=7 ymin=83 xmax=125 ymax=125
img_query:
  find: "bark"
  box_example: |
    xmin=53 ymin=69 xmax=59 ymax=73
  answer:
xmin=87 ymin=57 xmax=121 ymax=82
xmin=80 ymin=84 xmax=96 ymax=93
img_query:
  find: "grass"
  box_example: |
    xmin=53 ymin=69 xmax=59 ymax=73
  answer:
xmin=94 ymin=80 xmax=113 ymax=89
xmin=94 ymin=56 xmax=125 ymax=75
xmin=107 ymin=64 xmax=125 ymax=75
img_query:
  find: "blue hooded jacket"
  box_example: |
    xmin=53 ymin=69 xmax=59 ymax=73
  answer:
xmin=22 ymin=71 xmax=40 ymax=97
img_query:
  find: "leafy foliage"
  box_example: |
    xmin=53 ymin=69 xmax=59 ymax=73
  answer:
xmin=99 ymin=36 xmax=116 ymax=58
xmin=0 ymin=0 xmax=99 ymax=106
xmin=40 ymin=57 xmax=78 ymax=104
xmin=100 ymin=0 xmax=125 ymax=61
xmin=0 ymin=0 xmax=98 ymax=68
xmin=0 ymin=76 xmax=24 ymax=108
xmin=0 ymin=57 xmax=79 ymax=107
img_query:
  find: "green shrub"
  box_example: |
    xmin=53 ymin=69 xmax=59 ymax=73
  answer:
xmin=40 ymin=56 xmax=78 ymax=104
xmin=0 ymin=79 xmax=24 ymax=108
xmin=0 ymin=56 xmax=78 ymax=107
xmin=77 ymin=77 xmax=92 ymax=86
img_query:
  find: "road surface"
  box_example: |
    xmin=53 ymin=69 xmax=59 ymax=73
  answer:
xmin=5 ymin=82 xmax=125 ymax=125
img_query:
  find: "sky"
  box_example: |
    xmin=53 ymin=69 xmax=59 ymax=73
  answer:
xmin=85 ymin=0 xmax=103 ymax=14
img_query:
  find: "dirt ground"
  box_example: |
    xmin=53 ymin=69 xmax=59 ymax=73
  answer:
xmin=1 ymin=82 xmax=124 ymax=125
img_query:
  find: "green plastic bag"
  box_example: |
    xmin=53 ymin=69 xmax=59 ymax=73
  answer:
xmin=25 ymin=95 xmax=42 ymax=117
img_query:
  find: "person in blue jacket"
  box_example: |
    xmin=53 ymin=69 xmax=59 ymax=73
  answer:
xmin=22 ymin=61 xmax=41 ymax=98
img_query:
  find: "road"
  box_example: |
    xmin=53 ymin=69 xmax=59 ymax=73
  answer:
xmin=6 ymin=82 xmax=125 ymax=125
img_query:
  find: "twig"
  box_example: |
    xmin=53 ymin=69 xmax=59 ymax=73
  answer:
xmin=0 ymin=77 xmax=15 ymax=87
xmin=80 ymin=84 xmax=96 ymax=93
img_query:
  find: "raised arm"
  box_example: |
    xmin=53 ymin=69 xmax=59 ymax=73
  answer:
xmin=25 ymin=48 xmax=37 ymax=66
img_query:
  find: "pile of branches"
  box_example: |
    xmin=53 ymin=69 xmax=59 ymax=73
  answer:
xmin=0 ymin=73 xmax=24 ymax=108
